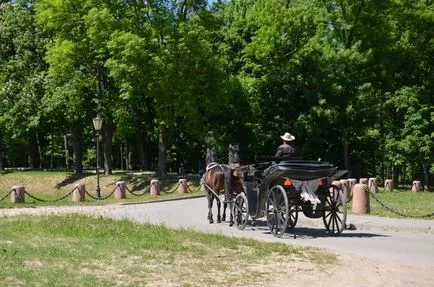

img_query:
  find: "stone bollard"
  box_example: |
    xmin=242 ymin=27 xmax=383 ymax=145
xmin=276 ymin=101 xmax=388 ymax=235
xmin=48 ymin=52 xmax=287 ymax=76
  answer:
xmin=331 ymin=180 xmax=342 ymax=189
xmin=150 ymin=179 xmax=160 ymax=196
xmin=72 ymin=183 xmax=86 ymax=202
xmin=368 ymin=177 xmax=378 ymax=193
xmin=115 ymin=181 xmax=127 ymax=200
xmin=340 ymin=179 xmax=350 ymax=201
xmin=352 ymin=184 xmax=370 ymax=214
xmin=348 ymin=178 xmax=357 ymax=197
xmin=359 ymin=178 xmax=368 ymax=185
xmin=178 ymin=178 xmax=188 ymax=194
xmin=11 ymin=185 xmax=25 ymax=203
xmin=412 ymin=181 xmax=421 ymax=192
xmin=384 ymin=179 xmax=393 ymax=192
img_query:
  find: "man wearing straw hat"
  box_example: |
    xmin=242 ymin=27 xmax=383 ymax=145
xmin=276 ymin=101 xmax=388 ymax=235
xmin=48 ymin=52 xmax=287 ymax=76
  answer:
xmin=275 ymin=132 xmax=297 ymax=157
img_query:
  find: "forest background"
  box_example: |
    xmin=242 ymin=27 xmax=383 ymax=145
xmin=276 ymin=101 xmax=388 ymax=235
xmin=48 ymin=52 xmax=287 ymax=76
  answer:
xmin=0 ymin=0 xmax=433 ymax=189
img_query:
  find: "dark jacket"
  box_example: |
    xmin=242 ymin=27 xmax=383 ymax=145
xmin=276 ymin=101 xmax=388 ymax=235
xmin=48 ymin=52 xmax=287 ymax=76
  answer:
xmin=275 ymin=142 xmax=297 ymax=157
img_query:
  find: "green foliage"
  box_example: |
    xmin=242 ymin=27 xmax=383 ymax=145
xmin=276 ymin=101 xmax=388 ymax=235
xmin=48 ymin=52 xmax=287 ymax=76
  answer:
xmin=0 ymin=0 xmax=432 ymax=185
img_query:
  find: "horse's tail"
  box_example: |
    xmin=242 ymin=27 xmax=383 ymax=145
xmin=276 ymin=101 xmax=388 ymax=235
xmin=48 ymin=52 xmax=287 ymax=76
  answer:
xmin=200 ymin=173 xmax=206 ymax=192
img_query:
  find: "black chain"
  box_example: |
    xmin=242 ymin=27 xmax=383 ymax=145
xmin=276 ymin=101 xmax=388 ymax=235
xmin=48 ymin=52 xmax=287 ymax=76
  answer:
xmin=125 ymin=185 xmax=149 ymax=196
xmin=84 ymin=189 xmax=100 ymax=200
xmin=186 ymin=184 xmax=196 ymax=193
xmin=3 ymin=180 xmax=198 ymax=203
xmin=84 ymin=186 xmax=117 ymax=200
xmin=24 ymin=187 xmax=76 ymax=202
xmin=370 ymin=192 xmax=434 ymax=218
xmin=0 ymin=189 xmax=13 ymax=201
xmin=160 ymin=182 xmax=179 ymax=194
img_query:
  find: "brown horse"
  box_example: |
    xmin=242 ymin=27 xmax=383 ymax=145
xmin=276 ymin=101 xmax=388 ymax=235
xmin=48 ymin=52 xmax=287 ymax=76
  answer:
xmin=202 ymin=162 xmax=245 ymax=226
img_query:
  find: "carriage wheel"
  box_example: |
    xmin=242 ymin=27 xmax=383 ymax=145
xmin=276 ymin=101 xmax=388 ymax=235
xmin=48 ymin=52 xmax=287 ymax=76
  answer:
xmin=322 ymin=184 xmax=347 ymax=236
xmin=266 ymin=185 xmax=289 ymax=237
xmin=287 ymin=205 xmax=298 ymax=229
xmin=234 ymin=193 xmax=249 ymax=230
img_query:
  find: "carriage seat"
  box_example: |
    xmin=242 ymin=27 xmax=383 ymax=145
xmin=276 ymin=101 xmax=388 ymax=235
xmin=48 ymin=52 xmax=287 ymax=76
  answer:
xmin=262 ymin=160 xmax=337 ymax=181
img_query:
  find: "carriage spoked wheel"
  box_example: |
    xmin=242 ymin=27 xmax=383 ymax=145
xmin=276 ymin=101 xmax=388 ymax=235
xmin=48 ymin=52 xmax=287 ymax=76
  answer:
xmin=322 ymin=184 xmax=347 ymax=236
xmin=233 ymin=193 xmax=249 ymax=230
xmin=266 ymin=185 xmax=289 ymax=237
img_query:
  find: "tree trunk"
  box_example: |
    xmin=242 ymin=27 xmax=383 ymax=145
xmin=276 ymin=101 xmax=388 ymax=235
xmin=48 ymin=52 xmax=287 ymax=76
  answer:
xmin=422 ymin=163 xmax=430 ymax=191
xmin=103 ymin=118 xmax=114 ymax=175
xmin=0 ymin=130 xmax=4 ymax=170
xmin=71 ymin=126 xmax=83 ymax=174
xmin=157 ymin=123 xmax=167 ymax=177
xmin=64 ymin=134 xmax=69 ymax=169
xmin=35 ymin=132 xmax=42 ymax=168
xmin=27 ymin=131 xmax=40 ymax=168
xmin=120 ymin=143 xmax=124 ymax=170
xmin=133 ymin=109 xmax=146 ymax=170
xmin=27 ymin=131 xmax=37 ymax=168
xmin=342 ymin=130 xmax=352 ymax=177
xmin=392 ymin=164 xmax=399 ymax=189
xmin=127 ymin=143 xmax=133 ymax=170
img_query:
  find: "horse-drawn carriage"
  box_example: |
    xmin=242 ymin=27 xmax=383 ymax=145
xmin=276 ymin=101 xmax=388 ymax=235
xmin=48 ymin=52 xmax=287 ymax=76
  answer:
xmin=231 ymin=158 xmax=348 ymax=237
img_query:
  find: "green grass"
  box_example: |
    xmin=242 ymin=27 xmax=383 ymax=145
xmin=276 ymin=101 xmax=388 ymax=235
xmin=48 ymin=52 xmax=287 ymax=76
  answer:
xmin=0 ymin=170 xmax=203 ymax=208
xmin=348 ymin=189 xmax=434 ymax=219
xmin=0 ymin=215 xmax=335 ymax=286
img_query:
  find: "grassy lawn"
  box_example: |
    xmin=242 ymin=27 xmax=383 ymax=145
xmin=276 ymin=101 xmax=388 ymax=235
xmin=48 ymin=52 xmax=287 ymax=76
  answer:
xmin=0 ymin=215 xmax=335 ymax=286
xmin=360 ymin=189 xmax=434 ymax=219
xmin=346 ymin=188 xmax=434 ymax=219
xmin=0 ymin=170 xmax=203 ymax=208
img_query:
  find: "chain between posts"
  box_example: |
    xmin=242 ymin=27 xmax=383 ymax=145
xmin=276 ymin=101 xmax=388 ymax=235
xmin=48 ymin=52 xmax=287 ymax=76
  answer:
xmin=23 ymin=187 xmax=77 ymax=202
xmin=125 ymin=185 xmax=149 ymax=196
xmin=369 ymin=192 xmax=434 ymax=218
xmin=160 ymin=181 xmax=179 ymax=194
xmin=2 ymin=179 xmax=200 ymax=203
xmin=0 ymin=189 xmax=13 ymax=201
xmin=84 ymin=185 xmax=117 ymax=200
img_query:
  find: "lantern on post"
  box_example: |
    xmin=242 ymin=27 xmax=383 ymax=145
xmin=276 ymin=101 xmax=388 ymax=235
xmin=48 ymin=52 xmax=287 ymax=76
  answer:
xmin=93 ymin=116 xmax=103 ymax=198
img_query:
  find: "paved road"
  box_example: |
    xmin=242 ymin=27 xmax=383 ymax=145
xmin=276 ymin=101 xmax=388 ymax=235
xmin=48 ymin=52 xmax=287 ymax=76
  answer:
xmin=107 ymin=196 xmax=434 ymax=267
xmin=2 ymin=196 xmax=434 ymax=267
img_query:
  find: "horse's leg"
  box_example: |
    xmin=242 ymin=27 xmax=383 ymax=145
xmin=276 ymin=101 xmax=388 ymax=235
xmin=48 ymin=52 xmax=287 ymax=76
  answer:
xmin=222 ymin=201 xmax=227 ymax=222
xmin=228 ymin=200 xmax=234 ymax=227
xmin=216 ymin=194 xmax=222 ymax=223
xmin=207 ymin=189 xmax=214 ymax=224
xmin=223 ymin=167 xmax=234 ymax=226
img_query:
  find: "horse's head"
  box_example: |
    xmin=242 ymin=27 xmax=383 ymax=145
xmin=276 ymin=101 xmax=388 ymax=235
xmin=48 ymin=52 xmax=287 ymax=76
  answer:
xmin=228 ymin=144 xmax=240 ymax=164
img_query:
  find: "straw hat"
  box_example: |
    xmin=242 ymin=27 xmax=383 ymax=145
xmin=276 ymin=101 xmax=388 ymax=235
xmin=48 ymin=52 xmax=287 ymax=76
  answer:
xmin=280 ymin=132 xmax=295 ymax=142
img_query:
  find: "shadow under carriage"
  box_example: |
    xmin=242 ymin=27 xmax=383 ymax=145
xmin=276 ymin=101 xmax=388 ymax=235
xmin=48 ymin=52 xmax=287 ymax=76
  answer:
xmin=242 ymin=217 xmax=389 ymax=239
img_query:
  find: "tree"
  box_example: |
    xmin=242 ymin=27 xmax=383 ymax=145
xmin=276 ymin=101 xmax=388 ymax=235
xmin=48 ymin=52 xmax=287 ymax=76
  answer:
xmin=0 ymin=0 xmax=48 ymax=168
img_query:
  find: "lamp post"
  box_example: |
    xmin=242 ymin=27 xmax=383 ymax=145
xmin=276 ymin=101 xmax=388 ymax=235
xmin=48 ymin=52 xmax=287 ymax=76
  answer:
xmin=93 ymin=116 xmax=103 ymax=198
